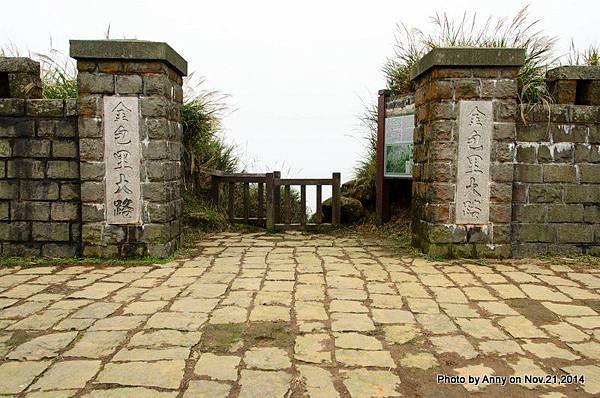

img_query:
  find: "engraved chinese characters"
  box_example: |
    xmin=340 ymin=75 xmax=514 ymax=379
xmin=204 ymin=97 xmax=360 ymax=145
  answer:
xmin=456 ymin=101 xmax=492 ymax=225
xmin=103 ymin=96 xmax=142 ymax=225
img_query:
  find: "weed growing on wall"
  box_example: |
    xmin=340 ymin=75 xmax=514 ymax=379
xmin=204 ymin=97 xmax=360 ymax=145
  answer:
xmin=384 ymin=5 xmax=557 ymax=104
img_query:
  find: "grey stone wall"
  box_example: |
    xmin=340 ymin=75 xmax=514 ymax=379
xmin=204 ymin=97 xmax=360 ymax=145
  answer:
xmin=513 ymin=104 xmax=600 ymax=256
xmin=0 ymin=69 xmax=80 ymax=256
xmin=0 ymin=40 xmax=186 ymax=259
xmin=408 ymin=48 xmax=600 ymax=258
xmin=72 ymin=41 xmax=186 ymax=258
xmin=410 ymin=48 xmax=524 ymax=258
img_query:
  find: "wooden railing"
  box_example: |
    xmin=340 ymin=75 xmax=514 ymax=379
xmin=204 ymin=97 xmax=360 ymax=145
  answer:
xmin=209 ymin=170 xmax=268 ymax=226
xmin=209 ymin=170 xmax=341 ymax=231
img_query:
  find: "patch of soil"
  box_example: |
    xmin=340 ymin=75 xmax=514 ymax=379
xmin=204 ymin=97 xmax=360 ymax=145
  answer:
xmin=507 ymin=299 xmax=560 ymax=324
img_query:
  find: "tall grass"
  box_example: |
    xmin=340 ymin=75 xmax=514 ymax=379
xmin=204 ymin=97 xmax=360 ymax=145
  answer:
xmin=384 ymin=5 xmax=557 ymax=104
xmin=182 ymin=73 xmax=239 ymax=191
xmin=566 ymin=40 xmax=600 ymax=66
xmin=353 ymin=105 xmax=378 ymax=198
xmin=1 ymin=43 xmax=77 ymax=99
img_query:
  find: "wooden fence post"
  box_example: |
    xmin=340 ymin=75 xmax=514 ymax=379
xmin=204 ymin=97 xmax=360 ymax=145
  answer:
xmin=266 ymin=173 xmax=275 ymax=231
xmin=228 ymin=182 xmax=235 ymax=222
xmin=273 ymin=171 xmax=281 ymax=224
xmin=211 ymin=176 xmax=220 ymax=207
xmin=332 ymin=172 xmax=341 ymax=226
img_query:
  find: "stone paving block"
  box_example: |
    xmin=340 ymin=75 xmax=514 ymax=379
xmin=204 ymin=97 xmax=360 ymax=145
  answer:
xmin=406 ymin=298 xmax=439 ymax=314
xmin=95 ymin=360 xmax=186 ymax=389
xmin=329 ymin=300 xmax=368 ymax=313
xmin=297 ymin=365 xmax=339 ymax=397
xmin=244 ymin=347 xmax=291 ymax=370
xmin=478 ymin=340 xmax=524 ymax=356
xmin=522 ymin=342 xmax=580 ymax=360
xmin=128 ymin=330 xmax=202 ymax=347
xmin=32 ymin=360 xmax=102 ymax=391
xmin=146 ymin=312 xmax=207 ymax=330
xmin=327 ymin=288 xmax=367 ymax=300
xmin=462 ymin=286 xmax=496 ymax=301
xmin=561 ymin=365 xmax=600 ymax=395
xmin=7 ymin=310 xmax=71 ymax=330
xmin=341 ymin=369 xmax=400 ymax=398
xmin=0 ymin=361 xmax=50 ymax=394
xmin=89 ymin=315 xmax=146 ymax=331
xmin=542 ymin=322 xmax=589 ymax=342
xmin=520 ymin=284 xmax=572 ymax=302
xmin=112 ymin=347 xmax=190 ymax=361
xmin=508 ymin=357 xmax=546 ymax=389
xmin=565 ymin=316 xmax=600 ymax=329
xmin=295 ymin=301 xmax=328 ymax=321
xmin=334 ymin=332 xmax=382 ymax=350
xmin=383 ymin=324 xmax=418 ymax=345
xmin=294 ymin=334 xmax=331 ymax=364
xmin=68 ymin=283 xmax=124 ymax=299
xmin=8 ymin=332 xmax=78 ymax=360
xmin=567 ymin=341 xmax=600 ymax=360
xmin=416 ymin=313 xmax=457 ymax=334
xmin=372 ymin=308 xmax=415 ymax=324
xmin=399 ymin=352 xmax=438 ymax=369
xmin=454 ymin=364 xmax=495 ymax=392
xmin=455 ymin=318 xmax=508 ymax=339
xmin=369 ymin=294 xmax=404 ymax=309
xmin=430 ymin=335 xmax=478 ymax=359
xmin=336 ymin=349 xmax=396 ymax=368
xmin=72 ymin=302 xmax=121 ymax=319
xmin=238 ymin=370 xmax=291 ymax=398
xmin=542 ymin=302 xmax=597 ymax=316
xmin=65 ymin=331 xmax=128 ymax=358
xmin=430 ymin=287 xmax=469 ymax=303
xmin=498 ymin=316 xmax=547 ymax=338
xmin=331 ymin=313 xmax=375 ymax=332
xmin=194 ymin=353 xmax=241 ymax=380
xmin=249 ymin=305 xmax=288 ymax=322
xmin=489 ymin=284 xmax=527 ymax=299
xmin=123 ymin=300 xmax=168 ymax=315
xmin=183 ymin=380 xmax=231 ymax=398
xmin=82 ymin=388 xmax=177 ymax=397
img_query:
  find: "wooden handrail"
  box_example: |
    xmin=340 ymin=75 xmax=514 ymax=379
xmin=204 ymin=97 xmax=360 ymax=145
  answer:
xmin=209 ymin=170 xmax=341 ymax=231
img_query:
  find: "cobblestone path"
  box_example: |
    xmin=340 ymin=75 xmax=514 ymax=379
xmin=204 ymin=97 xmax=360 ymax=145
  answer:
xmin=1 ymin=232 xmax=600 ymax=397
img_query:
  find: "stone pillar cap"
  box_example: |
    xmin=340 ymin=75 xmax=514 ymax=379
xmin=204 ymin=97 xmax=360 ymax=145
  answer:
xmin=69 ymin=39 xmax=187 ymax=76
xmin=409 ymin=47 xmax=526 ymax=81
xmin=546 ymin=65 xmax=600 ymax=81
xmin=0 ymin=57 xmax=40 ymax=74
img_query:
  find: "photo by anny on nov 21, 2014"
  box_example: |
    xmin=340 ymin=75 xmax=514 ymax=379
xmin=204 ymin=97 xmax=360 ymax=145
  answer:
xmin=0 ymin=1 xmax=599 ymax=397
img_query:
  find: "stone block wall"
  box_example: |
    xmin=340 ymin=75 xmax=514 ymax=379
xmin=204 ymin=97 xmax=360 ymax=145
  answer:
xmin=0 ymin=58 xmax=80 ymax=256
xmin=513 ymin=104 xmax=600 ymax=256
xmin=0 ymin=40 xmax=186 ymax=259
xmin=409 ymin=47 xmax=600 ymax=258
xmin=71 ymin=40 xmax=186 ymax=257
xmin=411 ymin=48 xmax=524 ymax=258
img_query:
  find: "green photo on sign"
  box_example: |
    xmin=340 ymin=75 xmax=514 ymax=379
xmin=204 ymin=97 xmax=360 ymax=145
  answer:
xmin=384 ymin=114 xmax=414 ymax=177
xmin=385 ymin=143 xmax=413 ymax=176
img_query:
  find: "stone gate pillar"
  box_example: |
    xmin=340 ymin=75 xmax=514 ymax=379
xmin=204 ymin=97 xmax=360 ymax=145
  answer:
xmin=410 ymin=48 xmax=525 ymax=258
xmin=70 ymin=40 xmax=187 ymax=257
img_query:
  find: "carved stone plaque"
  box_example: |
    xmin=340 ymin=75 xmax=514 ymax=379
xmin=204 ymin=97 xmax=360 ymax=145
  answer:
xmin=103 ymin=96 xmax=141 ymax=225
xmin=456 ymin=100 xmax=492 ymax=225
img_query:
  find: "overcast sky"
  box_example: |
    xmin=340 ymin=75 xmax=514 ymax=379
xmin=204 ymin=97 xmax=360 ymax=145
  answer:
xmin=2 ymin=0 xmax=598 ymax=192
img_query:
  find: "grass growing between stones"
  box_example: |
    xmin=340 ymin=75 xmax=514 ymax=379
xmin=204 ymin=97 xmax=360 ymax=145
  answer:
xmin=200 ymin=324 xmax=245 ymax=353
xmin=244 ymin=322 xmax=294 ymax=349
xmin=0 ymin=255 xmax=173 ymax=268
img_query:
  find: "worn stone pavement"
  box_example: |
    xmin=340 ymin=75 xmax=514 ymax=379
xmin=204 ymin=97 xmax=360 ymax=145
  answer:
xmin=1 ymin=232 xmax=600 ymax=397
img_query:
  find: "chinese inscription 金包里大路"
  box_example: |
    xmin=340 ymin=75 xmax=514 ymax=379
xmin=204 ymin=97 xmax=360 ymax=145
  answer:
xmin=103 ymin=96 xmax=141 ymax=225
xmin=456 ymin=101 xmax=492 ymax=225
